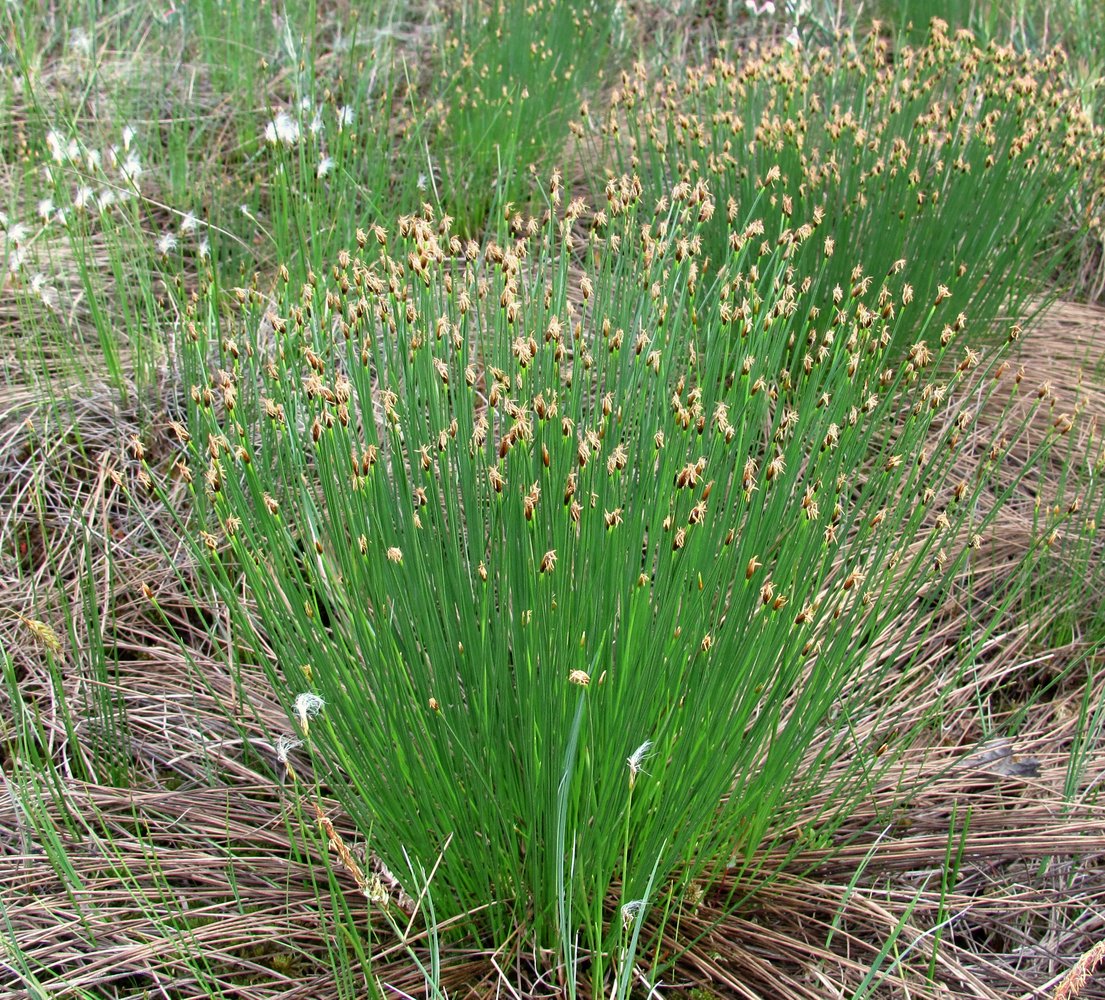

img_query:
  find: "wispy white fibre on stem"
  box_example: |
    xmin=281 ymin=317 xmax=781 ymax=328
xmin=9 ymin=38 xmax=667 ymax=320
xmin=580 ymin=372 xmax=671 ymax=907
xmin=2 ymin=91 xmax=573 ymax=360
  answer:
xmin=620 ymin=899 xmax=645 ymax=929
xmin=294 ymin=692 xmax=325 ymax=733
xmin=627 ymin=740 xmax=654 ymax=788
xmin=275 ymin=734 xmax=304 ymax=764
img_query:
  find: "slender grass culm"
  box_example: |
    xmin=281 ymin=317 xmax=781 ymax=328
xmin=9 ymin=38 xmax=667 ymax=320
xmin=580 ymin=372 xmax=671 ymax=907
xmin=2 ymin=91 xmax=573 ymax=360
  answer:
xmin=149 ymin=144 xmax=1095 ymax=991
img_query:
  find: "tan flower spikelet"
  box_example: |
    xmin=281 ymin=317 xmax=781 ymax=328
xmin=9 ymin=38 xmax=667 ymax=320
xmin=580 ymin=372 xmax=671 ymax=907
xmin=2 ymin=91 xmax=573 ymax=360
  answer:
xmin=17 ymin=613 xmax=62 ymax=654
xmin=1054 ymin=938 xmax=1105 ymax=1000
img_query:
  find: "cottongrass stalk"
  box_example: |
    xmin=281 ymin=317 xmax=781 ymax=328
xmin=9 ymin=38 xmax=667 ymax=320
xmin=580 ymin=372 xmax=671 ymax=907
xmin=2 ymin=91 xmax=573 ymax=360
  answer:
xmin=155 ymin=167 xmax=1097 ymax=992
xmin=2 ymin=102 xmax=200 ymax=402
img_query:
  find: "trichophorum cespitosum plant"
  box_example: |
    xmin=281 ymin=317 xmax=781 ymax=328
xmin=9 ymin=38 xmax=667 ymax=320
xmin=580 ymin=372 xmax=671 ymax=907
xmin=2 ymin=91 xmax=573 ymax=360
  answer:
xmin=587 ymin=19 xmax=1104 ymax=351
xmin=144 ymin=142 xmax=1098 ymax=988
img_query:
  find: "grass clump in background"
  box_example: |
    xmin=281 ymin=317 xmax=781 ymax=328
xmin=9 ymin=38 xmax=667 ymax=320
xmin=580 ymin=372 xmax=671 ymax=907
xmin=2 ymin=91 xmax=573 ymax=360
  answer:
xmin=430 ymin=0 xmax=623 ymax=236
xmin=594 ymin=18 xmax=1103 ymax=348
xmin=2 ymin=2 xmax=1105 ymax=998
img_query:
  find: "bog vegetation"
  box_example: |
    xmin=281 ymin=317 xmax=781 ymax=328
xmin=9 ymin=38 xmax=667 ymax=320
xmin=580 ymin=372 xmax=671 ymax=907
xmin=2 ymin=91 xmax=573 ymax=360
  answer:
xmin=2 ymin=2 xmax=1105 ymax=999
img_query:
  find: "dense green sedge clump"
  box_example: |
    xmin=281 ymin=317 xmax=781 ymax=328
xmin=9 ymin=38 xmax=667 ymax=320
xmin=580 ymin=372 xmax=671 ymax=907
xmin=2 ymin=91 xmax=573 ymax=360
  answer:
xmin=160 ymin=178 xmax=1088 ymax=989
xmin=584 ymin=19 xmax=1104 ymax=347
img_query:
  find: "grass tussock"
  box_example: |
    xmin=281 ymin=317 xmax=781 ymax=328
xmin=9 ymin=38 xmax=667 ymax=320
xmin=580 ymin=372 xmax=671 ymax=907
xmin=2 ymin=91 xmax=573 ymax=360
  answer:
xmin=591 ymin=20 xmax=1103 ymax=342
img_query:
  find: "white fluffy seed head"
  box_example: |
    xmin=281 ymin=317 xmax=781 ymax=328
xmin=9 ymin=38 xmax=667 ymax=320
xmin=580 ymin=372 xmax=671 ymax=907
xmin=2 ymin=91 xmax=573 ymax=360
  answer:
xmin=293 ymin=692 xmax=325 ymax=732
xmin=275 ymin=734 xmax=303 ymax=764
xmin=627 ymin=740 xmax=654 ymax=789
xmin=621 ymin=899 xmax=645 ymax=928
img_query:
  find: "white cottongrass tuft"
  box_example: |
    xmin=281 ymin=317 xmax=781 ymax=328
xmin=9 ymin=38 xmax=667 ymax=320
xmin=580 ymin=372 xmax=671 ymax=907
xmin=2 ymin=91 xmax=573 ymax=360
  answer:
xmin=196 ymin=237 xmax=211 ymax=261
xmin=156 ymin=231 xmax=178 ymax=256
xmin=30 ymin=273 xmax=59 ymax=310
xmin=46 ymin=130 xmax=68 ymax=163
xmin=317 ymin=156 xmax=334 ymax=179
xmin=119 ymin=151 xmax=143 ymax=184
xmin=37 ymin=198 xmax=54 ymax=221
xmin=293 ymin=692 xmax=325 ymax=733
xmin=180 ymin=211 xmax=198 ymax=234
xmin=70 ymin=28 xmax=92 ymax=57
xmin=620 ymin=898 xmax=646 ymax=929
xmin=122 ymin=124 xmax=136 ymax=152
xmin=265 ymin=111 xmax=301 ymax=146
xmin=275 ymin=734 xmax=304 ymax=764
xmin=6 ymin=222 xmax=29 ymax=245
xmin=337 ymin=105 xmax=354 ymax=130
xmin=626 ymin=739 xmax=654 ymax=788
